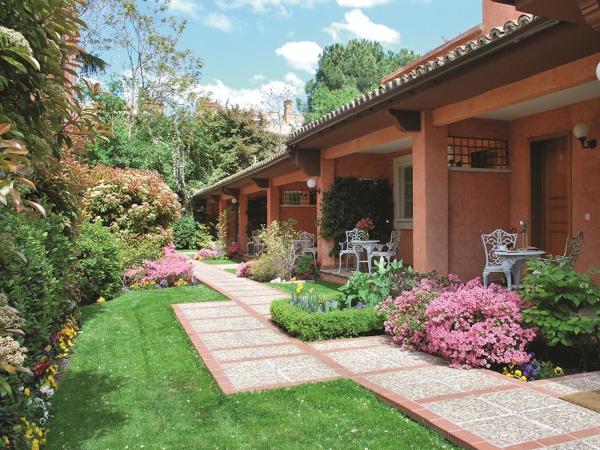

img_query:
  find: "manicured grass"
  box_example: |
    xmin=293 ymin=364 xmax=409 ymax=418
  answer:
xmin=178 ymin=249 xmax=197 ymax=257
xmin=47 ymin=285 xmax=454 ymax=450
xmin=268 ymin=280 xmax=342 ymax=298
xmin=225 ymin=268 xmax=237 ymax=274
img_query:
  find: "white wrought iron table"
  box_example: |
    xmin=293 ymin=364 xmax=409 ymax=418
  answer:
xmin=495 ymin=249 xmax=545 ymax=290
xmin=351 ymin=239 xmax=380 ymax=274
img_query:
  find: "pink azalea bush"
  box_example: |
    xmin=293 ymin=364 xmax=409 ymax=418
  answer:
xmin=425 ymin=279 xmax=536 ymax=368
xmin=227 ymin=242 xmax=242 ymax=260
xmin=236 ymin=260 xmax=253 ymax=277
xmin=126 ymin=244 xmax=197 ymax=288
xmin=381 ymin=277 xmax=536 ymax=369
xmin=194 ymin=248 xmax=220 ymax=260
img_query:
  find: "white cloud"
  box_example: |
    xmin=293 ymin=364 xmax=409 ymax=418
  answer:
xmin=324 ymin=9 xmax=400 ymax=43
xmin=216 ymin=0 xmax=319 ymax=15
xmin=253 ymin=74 xmax=266 ymax=81
xmin=204 ymin=13 xmax=234 ymax=32
xmin=275 ymin=41 xmax=322 ymax=74
xmin=197 ymin=76 xmax=304 ymax=111
xmin=169 ymin=0 xmax=200 ymax=16
xmin=336 ymin=0 xmax=391 ymax=8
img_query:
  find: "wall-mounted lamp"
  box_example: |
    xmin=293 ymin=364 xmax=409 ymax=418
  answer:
xmin=573 ymin=123 xmax=597 ymax=149
xmin=231 ymin=197 xmax=238 ymax=204
xmin=306 ymin=177 xmax=318 ymax=189
xmin=596 ymin=61 xmax=600 ymax=81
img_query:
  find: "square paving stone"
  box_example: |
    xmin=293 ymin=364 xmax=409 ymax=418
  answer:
xmin=249 ymin=304 xmax=272 ymax=315
xmin=541 ymin=376 xmax=600 ymax=396
xmin=547 ymin=436 xmax=600 ymax=450
xmin=177 ymin=301 xmax=235 ymax=310
xmin=461 ymin=414 xmax=557 ymax=447
xmin=222 ymin=355 xmax=339 ymax=390
xmin=328 ymin=345 xmax=439 ymax=373
xmin=239 ymin=296 xmax=283 ymax=305
xmin=426 ymin=396 xmax=509 ymax=424
xmin=183 ymin=306 xmax=248 ymax=319
xmin=190 ymin=316 xmax=265 ymax=332
xmin=212 ymin=344 xmax=304 ymax=362
xmin=481 ymin=388 xmax=565 ymax=412
xmin=199 ymin=329 xmax=289 ymax=350
xmin=525 ymin=403 xmax=600 ymax=433
xmin=309 ymin=335 xmax=392 ymax=352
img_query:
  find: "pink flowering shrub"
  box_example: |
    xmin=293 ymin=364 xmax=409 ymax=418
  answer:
xmin=425 ymin=279 xmax=536 ymax=368
xmin=126 ymin=244 xmax=196 ymax=288
xmin=227 ymin=242 xmax=242 ymax=260
xmin=236 ymin=261 xmax=253 ymax=277
xmin=194 ymin=248 xmax=220 ymax=260
xmin=377 ymin=278 xmax=455 ymax=351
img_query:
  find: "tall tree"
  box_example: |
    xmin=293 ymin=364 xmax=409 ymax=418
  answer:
xmin=304 ymin=40 xmax=418 ymax=122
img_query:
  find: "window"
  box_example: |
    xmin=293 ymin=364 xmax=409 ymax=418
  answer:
xmin=279 ymin=189 xmax=317 ymax=206
xmin=447 ymin=136 xmax=509 ymax=169
xmin=393 ymin=156 xmax=413 ymax=229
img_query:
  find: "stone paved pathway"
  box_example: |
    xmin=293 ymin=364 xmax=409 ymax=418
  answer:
xmin=174 ymin=260 xmax=600 ymax=450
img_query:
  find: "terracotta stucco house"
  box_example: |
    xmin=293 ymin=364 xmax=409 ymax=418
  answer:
xmin=194 ymin=0 xmax=600 ymax=282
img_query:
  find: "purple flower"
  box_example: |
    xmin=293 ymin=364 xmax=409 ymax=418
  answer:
xmin=356 ymin=302 xmax=365 ymax=309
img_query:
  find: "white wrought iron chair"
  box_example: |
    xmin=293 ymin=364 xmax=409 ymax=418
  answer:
xmin=481 ymin=229 xmax=517 ymax=287
xmin=247 ymin=231 xmax=264 ymax=257
xmin=338 ymin=228 xmax=364 ymax=273
xmin=370 ymin=229 xmax=401 ymax=265
xmin=246 ymin=230 xmax=259 ymax=256
xmin=558 ymin=231 xmax=584 ymax=270
xmin=298 ymin=231 xmax=317 ymax=260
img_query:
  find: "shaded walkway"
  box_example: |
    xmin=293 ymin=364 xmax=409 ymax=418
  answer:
xmin=175 ymin=261 xmax=600 ymax=450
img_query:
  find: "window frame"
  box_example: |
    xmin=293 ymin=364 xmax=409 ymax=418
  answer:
xmin=393 ymin=155 xmax=413 ymax=230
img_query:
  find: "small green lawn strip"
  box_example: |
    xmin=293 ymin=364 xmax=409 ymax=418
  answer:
xmin=267 ymin=280 xmax=342 ymax=299
xmin=46 ymin=285 xmax=454 ymax=449
xmin=200 ymin=257 xmax=240 ymax=265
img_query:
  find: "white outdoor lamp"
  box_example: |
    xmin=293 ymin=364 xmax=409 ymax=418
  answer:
xmin=306 ymin=177 xmax=318 ymax=189
xmin=596 ymin=61 xmax=600 ymax=81
xmin=573 ymin=123 xmax=597 ymax=149
xmin=231 ymin=197 xmax=238 ymax=204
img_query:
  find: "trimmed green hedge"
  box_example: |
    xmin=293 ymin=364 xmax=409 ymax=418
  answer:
xmin=270 ymin=299 xmax=384 ymax=341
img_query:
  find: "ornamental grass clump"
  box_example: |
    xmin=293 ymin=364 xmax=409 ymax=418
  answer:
xmin=425 ymin=279 xmax=536 ymax=369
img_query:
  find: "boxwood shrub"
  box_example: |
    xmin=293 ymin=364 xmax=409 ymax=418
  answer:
xmin=270 ymin=299 xmax=384 ymax=341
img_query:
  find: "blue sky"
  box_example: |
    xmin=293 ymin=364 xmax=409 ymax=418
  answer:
xmin=161 ymin=0 xmax=482 ymax=108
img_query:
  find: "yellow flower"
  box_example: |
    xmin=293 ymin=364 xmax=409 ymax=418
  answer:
xmin=520 ymin=376 xmax=527 ymax=382
xmin=24 ymin=387 xmax=30 ymax=397
xmin=25 ymin=428 xmax=33 ymax=439
xmin=31 ymin=438 xmax=40 ymax=450
xmin=96 ymin=296 xmax=106 ymax=304
xmin=34 ymin=427 xmax=42 ymax=437
xmin=514 ymin=370 xmax=522 ymax=377
xmin=554 ymin=366 xmax=564 ymax=376
xmin=3 ymin=435 xmax=9 ymax=445
xmin=295 ymin=283 xmax=304 ymax=295
xmin=43 ymin=345 xmax=52 ymax=353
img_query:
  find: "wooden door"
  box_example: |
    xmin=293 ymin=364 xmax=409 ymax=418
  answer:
xmin=541 ymin=137 xmax=569 ymax=256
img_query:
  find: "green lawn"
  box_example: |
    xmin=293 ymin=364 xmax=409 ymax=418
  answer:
xmin=200 ymin=258 xmax=240 ymax=265
xmin=268 ymin=280 xmax=343 ymax=298
xmin=178 ymin=249 xmax=197 ymax=257
xmin=47 ymin=285 xmax=453 ymax=450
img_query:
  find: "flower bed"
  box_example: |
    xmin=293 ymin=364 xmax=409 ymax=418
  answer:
xmin=126 ymin=244 xmax=199 ymax=289
xmin=270 ymin=300 xmax=384 ymax=341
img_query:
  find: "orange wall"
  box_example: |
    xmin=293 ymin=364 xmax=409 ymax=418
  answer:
xmin=335 ymin=153 xmax=395 ymax=182
xmin=448 ymin=170 xmax=511 ymax=280
xmin=278 ymin=181 xmax=317 ymax=235
xmin=509 ymin=97 xmax=600 ymax=274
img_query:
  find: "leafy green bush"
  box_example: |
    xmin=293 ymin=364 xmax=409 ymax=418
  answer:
xmin=320 ymin=177 xmax=393 ymax=256
xmin=270 ymin=299 xmax=384 ymax=341
xmin=118 ymin=229 xmax=172 ymax=269
xmin=0 ymin=210 xmax=73 ymax=357
xmin=247 ymin=255 xmax=278 ymax=282
xmin=75 ymin=222 xmax=123 ymax=304
xmin=292 ymin=255 xmax=320 ymax=280
xmin=259 ymin=219 xmax=298 ymax=280
xmin=522 ymin=258 xmax=600 ymax=364
xmin=172 ymin=214 xmax=213 ymax=249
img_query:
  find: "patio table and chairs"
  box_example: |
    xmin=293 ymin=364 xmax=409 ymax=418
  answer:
xmin=298 ymin=231 xmax=317 ymax=260
xmin=369 ymin=229 xmax=401 ymax=267
xmin=337 ymin=228 xmax=364 ymax=273
xmin=495 ymin=247 xmax=545 ymax=290
xmin=247 ymin=230 xmax=263 ymax=257
xmin=351 ymin=238 xmax=381 ymax=274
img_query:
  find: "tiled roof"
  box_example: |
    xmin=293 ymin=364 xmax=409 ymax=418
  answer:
xmin=193 ymin=147 xmax=290 ymax=198
xmin=287 ymin=14 xmax=536 ymax=144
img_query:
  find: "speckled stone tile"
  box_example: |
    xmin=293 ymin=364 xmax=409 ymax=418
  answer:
xmin=526 ymin=403 xmax=600 ymax=433
xmin=308 ymin=335 xmax=392 ymax=351
xmin=328 ymin=345 xmax=439 ymax=373
xmin=540 ymin=375 xmax=600 ymax=396
xmin=183 ymin=306 xmax=248 ymax=319
xmin=481 ymin=388 xmax=565 ymax=412
xmin=462 ymin=414 xmax=557 ymax=447
xmin=199 ymin=329 xmax=288 ymax=350
xmin=177 ymin=301 xmax=235 ymax=310
xmin=548 ymin=436 xmax=600 ymax=449
xmin=222 ymin=355 xmax=339 ymax=390
xmin=238 ymin=295 xmax=283 ymax=305
xmin=211 ymin=344 xmax=304 ymax=362
xmin=426 ymin=396 xmax=508 ymax=424
xmin=249 ymin=303 xmax=272 ymax=315
xmin=190 ymin=316 xmax=265 ymax=332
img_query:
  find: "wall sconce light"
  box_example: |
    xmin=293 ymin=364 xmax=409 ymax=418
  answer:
xmin=596 ymin=61 xmax=600 ymax=81
xmin=306 ymin=177 xmax=318 ymax=189
xmin=573 ymin=123 xmax=597 ymax=149
xmin=231 ymin=197 xmax=238 ymax=204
